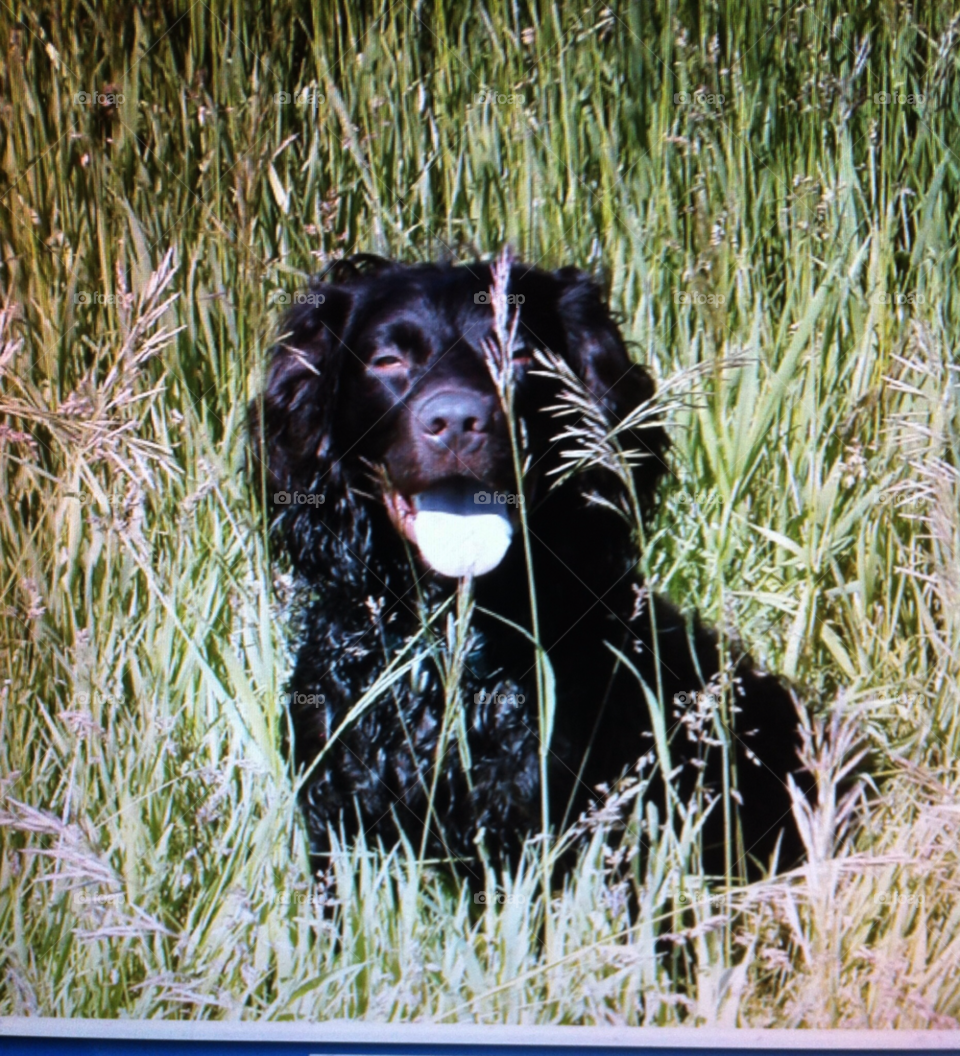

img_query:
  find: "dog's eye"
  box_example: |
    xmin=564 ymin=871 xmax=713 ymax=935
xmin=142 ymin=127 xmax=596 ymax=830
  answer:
xmin=370 ymin=353 xmax=407 ymax=370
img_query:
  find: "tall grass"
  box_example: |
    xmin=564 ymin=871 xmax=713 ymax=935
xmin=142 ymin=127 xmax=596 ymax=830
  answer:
xmin=0 ymin=0 xmax=959 ymax=1025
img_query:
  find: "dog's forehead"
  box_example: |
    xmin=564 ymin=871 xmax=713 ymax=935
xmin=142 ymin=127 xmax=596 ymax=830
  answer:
xmin=349 ymin=275 xmax=491 ymax=354
xmin=350 ymin=264 xmax=567 ymax=356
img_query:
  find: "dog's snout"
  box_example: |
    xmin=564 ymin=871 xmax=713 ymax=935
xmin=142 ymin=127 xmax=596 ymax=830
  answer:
xmin=416 ymin=389 xmax=495 ymax=451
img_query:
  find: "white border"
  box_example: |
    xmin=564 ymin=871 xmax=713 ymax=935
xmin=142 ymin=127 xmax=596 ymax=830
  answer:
xmin=1 ymin=1019 xmax=959 ymax=1048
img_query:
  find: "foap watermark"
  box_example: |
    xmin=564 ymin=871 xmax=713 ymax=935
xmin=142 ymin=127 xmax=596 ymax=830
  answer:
xmin=74 ymin=291 xmax=126 ymax=306
xmin=675 ymin=690 xmax=719 ymax=708
xmin=674 ymin=888 xmax=727 ymax=908
xmin=474 ymin=890 xmax=527 ymax=905
xmin=76 ymin=489 xmax=128 ymax=508
xmin=475 ymin=291 xmax=524 ymax=305
xmin=474 ymin=490 xmax=523 ymax=506
xmin=881 ymin=494 xmax=925 ymax=511
xmin=273 ymin=891 xmax=328 ymax=906
xmin=874 ymin=291 xmax=925 ymax=307
xmin=674 ymin=290 xmax=725 ymax=306
xmin=74 ymin=690 xmax=125 ymax=706
xmin=271 ymin=290 xmax=326 ymax=307
xmin=879 ymin=692 xmax=927 ymax=706
xmin=74 ymin=90 xmax=125 ymax=106
xmin=274 ymin=89 xmax=326 ymax=107
xmin=876 ymin=891 xmax=925 ymax=905
xmin=474 ymin=91 xmax=525 ymax=106
xmin=673 ymin=91 xmax=724 ymax=106
xmin=474 ymin=689 xmax=525 ymax=706
xmin=273 ymin=490 xmax=326 ymax=506
xmin=74 ymin=891 xmax=125 ymax=905
xmin=874 ymin=91 xmax=925 ymax=105
xmin=280 ymin=691 xmax=326 ymax=708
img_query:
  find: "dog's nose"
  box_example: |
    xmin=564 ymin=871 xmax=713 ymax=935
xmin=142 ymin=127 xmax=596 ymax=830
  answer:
xmin=416 ymin=389 xmax=495 ymax=451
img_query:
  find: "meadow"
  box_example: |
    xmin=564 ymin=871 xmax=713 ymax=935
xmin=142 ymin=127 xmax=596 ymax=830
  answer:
xmin=1 ymin=0 xmax=959 ymax=1026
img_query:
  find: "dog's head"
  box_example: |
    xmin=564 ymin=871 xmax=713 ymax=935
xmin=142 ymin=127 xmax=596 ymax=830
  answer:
xmin=251 ymin=256 xmax=668 ymax=580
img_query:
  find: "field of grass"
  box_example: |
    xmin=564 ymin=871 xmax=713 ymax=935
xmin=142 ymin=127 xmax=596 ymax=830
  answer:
xmin=1 ymin=0 xmax=959 ymax=1026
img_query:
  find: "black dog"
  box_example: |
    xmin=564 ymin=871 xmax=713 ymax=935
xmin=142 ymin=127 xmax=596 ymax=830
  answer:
xmin=251 ymin=255 xmax=805 ymax=881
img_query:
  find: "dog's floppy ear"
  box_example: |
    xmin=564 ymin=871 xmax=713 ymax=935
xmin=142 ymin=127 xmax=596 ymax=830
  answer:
xmin=553 ymin=268 xmax=670 ymax=500
xmin=249 ymin=285 xmax=353 ymax=499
